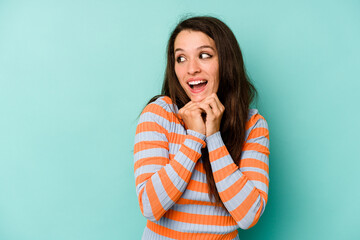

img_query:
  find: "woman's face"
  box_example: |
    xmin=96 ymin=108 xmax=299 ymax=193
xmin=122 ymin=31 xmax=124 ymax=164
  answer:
xmin=174 ymin=30 xmax=219 ymax=103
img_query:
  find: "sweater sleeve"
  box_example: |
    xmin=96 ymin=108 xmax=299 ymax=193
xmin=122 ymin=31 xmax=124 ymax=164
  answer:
xmin=206 ymin=112 xmax=269 ymax=229
xmin=134 ymin=99 xmax=206 ymax=222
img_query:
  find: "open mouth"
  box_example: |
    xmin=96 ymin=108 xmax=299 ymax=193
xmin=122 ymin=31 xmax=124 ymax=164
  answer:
xmin=188 ymin=80 xmax=208 ymax=90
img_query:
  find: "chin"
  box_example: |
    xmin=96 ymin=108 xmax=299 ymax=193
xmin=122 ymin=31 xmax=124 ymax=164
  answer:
xmin=190 ymin=96 xmax=206 ymax=103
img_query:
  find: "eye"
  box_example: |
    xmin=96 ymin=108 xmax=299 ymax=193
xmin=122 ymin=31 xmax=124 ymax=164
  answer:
xmin=200 ymin=53 xmax=212 ymax=59
xmin=176 ymin=56 xmax=186 ymax=63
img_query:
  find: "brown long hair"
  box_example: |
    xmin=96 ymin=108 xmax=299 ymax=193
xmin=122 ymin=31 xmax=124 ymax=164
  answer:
xmin=147 ymin=16 xmax=257 ymax=207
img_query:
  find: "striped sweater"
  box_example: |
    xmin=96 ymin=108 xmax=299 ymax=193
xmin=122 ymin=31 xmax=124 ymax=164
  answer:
xmin=134 ymin=96 xmax=270 ymax=240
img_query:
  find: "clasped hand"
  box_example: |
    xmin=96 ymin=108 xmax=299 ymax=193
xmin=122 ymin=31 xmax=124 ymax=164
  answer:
xmin=178 ymin=93 xmax=225 ymax=137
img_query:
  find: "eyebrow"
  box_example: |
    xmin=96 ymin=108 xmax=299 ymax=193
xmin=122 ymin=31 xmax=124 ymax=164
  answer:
xmin=175 ymin=45 xmax=215 ymax=52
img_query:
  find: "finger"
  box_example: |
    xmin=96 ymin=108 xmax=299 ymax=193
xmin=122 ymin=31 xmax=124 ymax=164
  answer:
xmin=184 ymin=102 xmax=197 ymax=110
xmin=187 ymin=102 xmax=206 ymax=113
xmin=185 ymin=102 xmax=204 ymax=116
xmin=205 ymin=94 xmax=225 ymax=114
xmin=212 ymin=94 xmax=225 ymax=112
xmin=201 ymin=96 xmax=221 ymax=115
xmin=179 ymin=101 xmax=196 ymax=114
xmin=209 ymin=102 xmax=221 ymax=117
xmin=198 ymin=102 xmax=215 ymax=119
xmin=182 ymin=101 xmax=195 ymax=109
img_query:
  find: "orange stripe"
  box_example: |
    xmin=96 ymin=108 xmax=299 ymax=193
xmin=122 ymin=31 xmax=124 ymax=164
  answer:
xmin=162 ymin=96 xmax=173 ymax=104
xmin=248 ymin=199 xmax=264 ymax=229
xmin=242 ymin=171 xmax=269 ymax=186
xmin=147 ymin=220 xmax=238 ymax=240
xmin=168 ymin=132 xmax=186 ymax=144
xmin=135 ymin=173 xmax=153 ymax=186
xmin=213 ymin=163 xmax=238 ymax=182
xmin=164 ymin=209 xmax=236 ymax=226
xmin=146 ymin=179 xmax=165 ymax=221
xmin=176 ymin=198 xmax=214 ymax=206
xmin=180 ymin=144 xmax=201 ymax=163
xmin=158 ymin=167 xmax=182 ymax=202
xmin=242 ymin=142 xmax=269 ymax=155
xmin=187 ymin=179 xmax=209 ymax=193
xmin=239 ymin=158 xmax=269 ymax=173
xmin=170 ymin=159 xmax=191 ymax=182
xmin=136 ymin=131 xmax=188 ymax=146
xmin=137 ymin=127 xmax=204 ymax=146
xmin=186 ymin=134 xmax=206 ymax=147
xmin=258 ymin=189 xmax=268 ymax=204
xmin=245 ymin=114 xmax=264 ymax=131
xmin=138 ymin=187 xmax=145 ymax=215
xmin=246 ymin=127 xmax=269 ymax=140
xmin=219 ymin=175 xmax=247 ymax=202
xmin=136 ymin=122 xmax=167 ymax=135
xmin=194 ymin=161 xmax=206 ymax=174
xmin=142 ymin=101 xmax=183 ymax=124
xmin=142 ymin=104 xmax=171 ymax=122
xmin=137 ymin=131 xmax=186 ymax=146
xmin=209 ymin=145 xmax=229 ymax=163
xmin=176 ymin=113 xmax=185 ymax=126
xmin=134 ymin=141 xmax=169 ymax=154
xmin=229 ymin=187 xmax=259 ymax=222
xmin=134 ymin=157 xmax=168 ymax=172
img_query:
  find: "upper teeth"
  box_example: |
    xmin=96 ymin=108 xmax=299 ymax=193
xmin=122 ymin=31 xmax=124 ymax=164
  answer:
xmin=188 ymin=80 xmax=206 ymax=85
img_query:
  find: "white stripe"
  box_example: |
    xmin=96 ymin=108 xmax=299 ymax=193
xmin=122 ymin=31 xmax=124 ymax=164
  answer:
xmin=164 ymin=164 xmax=187 ymax=192
xmin=240 ymin=167 xmax=269 ymax=180
xmin=223 ymin=185 xmax=255 ymax=212
xmin=171 ymin=203 xmax=229 ymax=216
xmin=134 ymin=148 xmax=169 ymax=163
xmin=251 ymin=180 xmax=269 ymax=194
xmin=152 ymin=173 xmax=175 ymax=210
xmin=135 ymin=164 xmax=164 ymax=178
xmin=210 ymin=156 xmax=234 ymax=172
xmin=190 ymin=168 xmax=207 ymax=183
xmin=135 ymin=131 xmax=167 ymax=144
xmin=245 ymin=137 xmax=270 ymax=147
xmin=237 ymin=195 xmax=262 ymax=229
xmin=157 ymin=216 xmax=238 ymax=234
xmin=240 ymin=150 xmax=269 ymax=164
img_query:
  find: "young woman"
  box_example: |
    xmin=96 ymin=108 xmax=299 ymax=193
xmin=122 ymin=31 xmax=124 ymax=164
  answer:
xmin=134 ymin=16 xmax=270 ymax=240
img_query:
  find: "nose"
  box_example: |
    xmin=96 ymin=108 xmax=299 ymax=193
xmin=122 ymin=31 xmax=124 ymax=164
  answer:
xmin=187 ymin=59 xmax=201 ymax=75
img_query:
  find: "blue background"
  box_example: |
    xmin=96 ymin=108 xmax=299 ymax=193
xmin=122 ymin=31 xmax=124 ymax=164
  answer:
xmin=0 ymin=0 xmax=359 ymax=239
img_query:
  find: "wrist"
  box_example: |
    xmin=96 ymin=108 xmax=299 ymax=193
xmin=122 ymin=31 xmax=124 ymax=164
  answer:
xmin=206 ymin=129 xmax=219 ymax=137
xmin=207 ymin=130 xmax=220 ymax=138
xmin=206 ymin=131 xmax=224 ymax=153
xmin=187 ymin=129 xmax=206 ymax=148
xmin=188 ymin=127 xmax=205 ymax=136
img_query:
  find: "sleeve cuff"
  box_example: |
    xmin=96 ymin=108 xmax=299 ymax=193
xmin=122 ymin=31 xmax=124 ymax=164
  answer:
xmin=186 ymin=130 xmax=206 ymax=148
xmin=206 ymin=131 xmax=225 ymax=152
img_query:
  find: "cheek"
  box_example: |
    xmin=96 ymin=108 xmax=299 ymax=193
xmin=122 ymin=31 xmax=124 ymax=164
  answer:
xmin=210 ymin=64 xmax=219 ymax=90
xmin=174 ymin=66 xmax=179 ymax=77
xmin=175 ymin=66 xmax=188 ymax=83
xmin=209 ymin=65 xmax=219 ymax=80
xmin=174 ymin=66 xmax=183 ymax=80
xmin=175 ymin=66 xmax=186 ymax=88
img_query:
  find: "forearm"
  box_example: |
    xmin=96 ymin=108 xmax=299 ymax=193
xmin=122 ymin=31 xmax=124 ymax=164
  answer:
xmin=135 ymin=130 xmax=206 ymax=221
xmin=206 ymin=132 xmax=269 ymax=229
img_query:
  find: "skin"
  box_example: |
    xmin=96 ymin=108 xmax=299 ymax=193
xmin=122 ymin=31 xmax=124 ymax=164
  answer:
xmin=174 ymin=30 xmax=225 ymax=136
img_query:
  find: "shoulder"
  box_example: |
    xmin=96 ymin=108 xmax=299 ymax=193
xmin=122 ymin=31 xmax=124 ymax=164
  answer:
xmin=142 ymin=96 xmax=177 ymax=115
xmin=246 ymin=109 xmax=269 ymax=132
xmin=139 ymin=96 xmax=179 ymax=126
xmin=244 ymin=109 xmax=270 ymax=154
